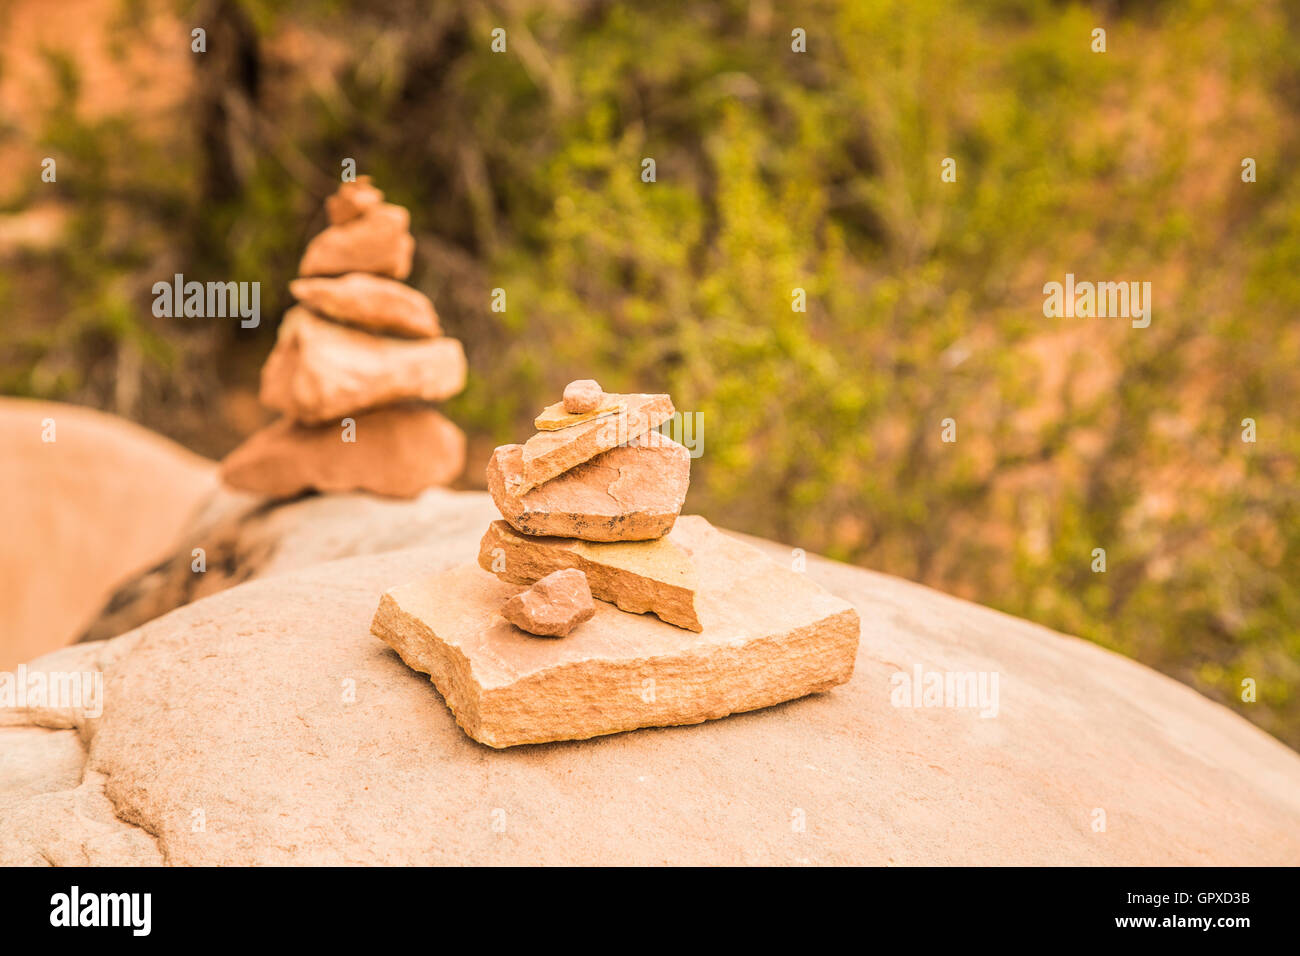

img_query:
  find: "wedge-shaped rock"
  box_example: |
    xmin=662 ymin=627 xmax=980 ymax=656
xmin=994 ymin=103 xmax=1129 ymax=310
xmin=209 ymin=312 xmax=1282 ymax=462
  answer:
xmin=260 ymin=307 xmax=465 ymax=424
xmin=298 ymin=203 xmax=414 ymax=279
xmin=221 ymin=405 xmax=464 ymax=500
xmin=488 ymin=430 xmax=688 ymax=541
xmin=533 ymin=396 xmax=626 ymax=431
xmin=479 ymin=517 xmax=702 ymax=630
xmin=517 ymin=393 xmax=674 ymax=493
xmin=289 ymin=273 xmax=440 ymax=338
xmin=372 ymin=519 xmax=860 ymax=747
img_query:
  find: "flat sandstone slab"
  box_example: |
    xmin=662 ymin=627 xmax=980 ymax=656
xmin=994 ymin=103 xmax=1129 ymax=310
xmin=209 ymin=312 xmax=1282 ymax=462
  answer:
xmin=372 ymin=521 xmax=860 ymax=747
xmin=479 ymin=517 xmax=702 ymax=631
xmin=533 ymin=397 xmax=626 ymax=431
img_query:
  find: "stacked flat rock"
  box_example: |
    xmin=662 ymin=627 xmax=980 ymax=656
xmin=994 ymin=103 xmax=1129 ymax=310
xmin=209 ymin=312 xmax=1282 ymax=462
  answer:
xmin=221 ymin=178 xmax=466 ymax=499
xmin=479 ymin=380 xmax=691 ymax=633
xmin=371 ymin=380 xmax=862 ymax=748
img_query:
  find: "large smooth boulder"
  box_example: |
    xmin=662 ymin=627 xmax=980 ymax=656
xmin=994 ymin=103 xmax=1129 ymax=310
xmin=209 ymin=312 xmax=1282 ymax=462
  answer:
xmin=80 ymin=488 xmax=501 ymax=643
xmin=4 ymin=491 xmax=1298 ymax=865
xmin=0 ymin=399 xmax=216 ymax=669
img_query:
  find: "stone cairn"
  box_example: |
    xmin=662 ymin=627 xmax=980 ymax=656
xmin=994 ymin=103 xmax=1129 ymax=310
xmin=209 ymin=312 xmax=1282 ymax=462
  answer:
xmin=371 ymin=378 xmax=861 ymax=748
xmin=220 ymin=177 xmax=467 ymax=499
xmin=479 ymin=379 xmax=693 ymax=635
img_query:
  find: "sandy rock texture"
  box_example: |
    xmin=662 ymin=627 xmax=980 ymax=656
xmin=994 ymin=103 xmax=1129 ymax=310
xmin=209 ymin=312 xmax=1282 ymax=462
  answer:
xmin=259 ymin=307 xmax=465 ymax=424
xmin=534 ymin=396 xmax=625 ymax=431
xmin=377 ymin=517 xmax=858 ymax=747
xmin=220 ymin=405 xmax=465 ymax=499
xmin=487 ymin=432 xmax=690 ymax=541
xmin=5 ymin=489 xmax=1299 ymax=864
xmin=562 ymin=379 xmax=603 ymax=414
xmin=0 ymin=398 xmax=217 ymax=669
xmin=79 ymin=488 xmax=502 ymax=644
xmin=479 ymin=519 xmax=701 ymax=630
xmin=517 ymin=393 xmax=674 ymax=493
xmin=499 ymin=568 xmax=596 ymax=638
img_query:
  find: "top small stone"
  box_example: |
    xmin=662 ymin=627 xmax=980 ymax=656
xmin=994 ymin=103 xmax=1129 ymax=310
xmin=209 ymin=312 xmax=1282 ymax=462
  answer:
xmin=563 ymin=379 xmax=603 ymax=414
xmin=326 ymin=176 xmax=384 ymax=225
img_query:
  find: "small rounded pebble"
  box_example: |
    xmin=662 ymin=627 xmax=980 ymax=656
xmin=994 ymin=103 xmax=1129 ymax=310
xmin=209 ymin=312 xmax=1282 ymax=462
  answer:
xmin=563 ymin=379 xmax=603 ymax=414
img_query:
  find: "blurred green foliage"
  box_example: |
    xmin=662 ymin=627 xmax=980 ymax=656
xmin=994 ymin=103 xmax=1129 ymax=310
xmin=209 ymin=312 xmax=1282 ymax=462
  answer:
xmin=2 ymin=0 xmax=1297 ymax=745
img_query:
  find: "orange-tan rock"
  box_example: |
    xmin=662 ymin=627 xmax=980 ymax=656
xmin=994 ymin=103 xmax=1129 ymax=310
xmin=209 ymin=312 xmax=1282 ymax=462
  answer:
xmin=563 ymin=379 xmax=603 ymax=413
xmin=78 ymin=488 xmax=503 ymax=645
xmin=517 ymin=392 xmax=674 ymax=493
xmin=488 ymin=430 xmax=689 ymax=541
xmin=534 ymin=395 xmax=625 ymax=431
xmin=221 ymin=405 xmax=465 ymax=500
xmin=479 ymin=518 xmax=702 ymax=631
xmin=289 ymin=273 xmax=440 ymax=338
xmin=500 ymin=569 xmax=596 ymax=637
xmin=325 ymin=176 xmax=384 ymax=225
xmin=259 ymin=307 xmax=465 ymax=424
xmin=217 ymin=178 xmax=465 ymax=503
xmin=372 ymin=519 xmax=859 ymax=747
xmin=298 ymin=203 xmax=414 ymax=279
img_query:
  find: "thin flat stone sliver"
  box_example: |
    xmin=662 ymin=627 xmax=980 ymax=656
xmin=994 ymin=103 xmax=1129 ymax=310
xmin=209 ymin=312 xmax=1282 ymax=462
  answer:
xmin=517 ymin=393 xmax=675 ymax=493
xmin=534 ymin=398 xmax=627 ymax=431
